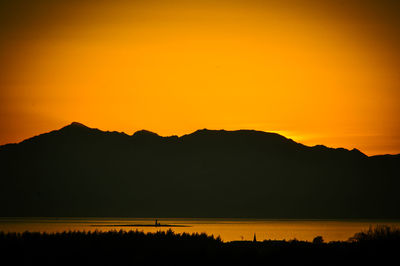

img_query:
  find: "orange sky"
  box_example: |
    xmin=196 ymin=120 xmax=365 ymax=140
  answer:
xmin=0 ymin=0 xmax=399 ymax=155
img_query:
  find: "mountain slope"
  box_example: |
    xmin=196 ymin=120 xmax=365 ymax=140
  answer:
xmin=0 ymin=122 xmax=399 ymax=218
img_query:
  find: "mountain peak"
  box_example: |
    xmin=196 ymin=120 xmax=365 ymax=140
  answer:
xmin=60 ymin=122 xmax=91 ymax=131
xmin=132 ymin=129 xmax=160 ymax=138
xmin=58 ymin=122 xmax=94 ymax=133
xmin=68 ymin=122 xmax=88 ymax=128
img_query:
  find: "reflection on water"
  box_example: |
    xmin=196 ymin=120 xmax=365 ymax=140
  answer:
xmin=1 ymin=218 xmax=399 ymax=242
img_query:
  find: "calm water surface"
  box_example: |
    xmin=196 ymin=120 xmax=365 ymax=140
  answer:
xmin=1 ymin=218 xmax=399 ymax=242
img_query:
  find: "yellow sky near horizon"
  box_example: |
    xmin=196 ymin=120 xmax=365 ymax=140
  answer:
xmin=0 ymin=0 xmax=399 ymax=155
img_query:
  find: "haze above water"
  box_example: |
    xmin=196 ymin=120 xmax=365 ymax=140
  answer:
xmin=1 ymin=218 xmax=399 ymax=242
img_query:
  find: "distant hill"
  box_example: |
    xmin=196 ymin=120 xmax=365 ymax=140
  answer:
xmin=0 ymin=122 xmax=399 ymax=218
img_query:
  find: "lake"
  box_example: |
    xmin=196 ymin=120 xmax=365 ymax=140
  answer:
xmin=1 ymin=218 xmax=399 ymax=242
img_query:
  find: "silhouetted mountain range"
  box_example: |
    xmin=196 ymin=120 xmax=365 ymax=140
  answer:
xmin=0 ymin=122 xmax=399 ymax=218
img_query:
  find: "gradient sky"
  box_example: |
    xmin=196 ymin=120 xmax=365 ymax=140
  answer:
xmin=0 ymin=0 xmax=399 ymax=155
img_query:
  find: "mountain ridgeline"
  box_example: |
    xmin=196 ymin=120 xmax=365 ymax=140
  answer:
xmin=0 ymin=122 xmax=399 ymax=218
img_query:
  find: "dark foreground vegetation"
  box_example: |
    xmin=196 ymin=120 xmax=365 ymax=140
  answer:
xmin=1 ymin=226 xmax=399 ymax=266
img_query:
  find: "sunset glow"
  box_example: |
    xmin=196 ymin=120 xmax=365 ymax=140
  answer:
xmin=1 ymin=0 xmax=399 ymax=155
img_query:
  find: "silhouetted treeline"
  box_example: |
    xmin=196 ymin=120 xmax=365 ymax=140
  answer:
xmin=0 ymin=229 xmax=221 ymax=265
xmin=349 ymin=224 xmax=400 ymax=242
xmin=1 ymin=226 xmax=399 ymax=266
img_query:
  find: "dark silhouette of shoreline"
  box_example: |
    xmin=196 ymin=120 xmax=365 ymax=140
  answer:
xmin=1 ymin=226 xmax=399 ymax=265
xmin=90 ymin=224 xmax=190 ymax=227
xmin=90 ymin=219 xmax=190 ymax=227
